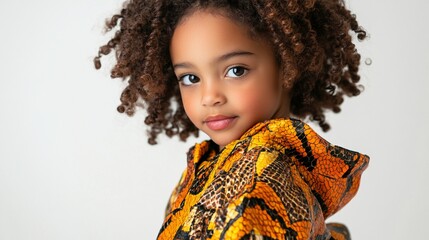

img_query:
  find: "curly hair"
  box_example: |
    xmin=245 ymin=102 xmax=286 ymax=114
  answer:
xmin=94 ymin=0 xmax=366 ymax=145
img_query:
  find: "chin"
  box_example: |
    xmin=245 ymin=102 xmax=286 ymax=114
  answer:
xmin=212 ymin=139 xmax=229 ymax=147
xmin=206 ymin=130 xmax=245 ymax=148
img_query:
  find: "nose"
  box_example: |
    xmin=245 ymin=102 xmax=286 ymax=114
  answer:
xmin=201 ymin=80 xmax=226 ymax=107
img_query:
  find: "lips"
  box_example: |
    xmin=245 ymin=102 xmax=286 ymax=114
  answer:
xmin=204 ymin=115 xmax=237 ymax=131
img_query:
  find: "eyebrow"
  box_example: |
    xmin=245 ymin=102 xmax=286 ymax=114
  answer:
xmin=172 ymin=51 xmax=255 ymax=70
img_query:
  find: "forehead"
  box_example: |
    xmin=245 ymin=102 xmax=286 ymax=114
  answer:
xmin=170 ymin=10 xmax=271 ymax=63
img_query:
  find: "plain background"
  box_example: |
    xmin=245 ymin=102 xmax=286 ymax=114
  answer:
xmin=0 ymin=0 xmax=428 ymax=239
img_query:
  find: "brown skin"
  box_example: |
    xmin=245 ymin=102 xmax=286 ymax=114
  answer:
xmin=94 ymin=0 xmax=366 ymax=145
xmin=171 ymin=10 xmax=290 ymax=149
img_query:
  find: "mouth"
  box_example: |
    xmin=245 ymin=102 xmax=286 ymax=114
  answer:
xmin=203 ymin=115 xmax=237 ymax=131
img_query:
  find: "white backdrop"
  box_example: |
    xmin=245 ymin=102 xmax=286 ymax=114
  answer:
xmin=0 ymin=0 xmax=428 ymax=239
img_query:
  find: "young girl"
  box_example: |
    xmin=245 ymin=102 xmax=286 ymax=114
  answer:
xmin=94 ymin=0 xmax=369 ymax=239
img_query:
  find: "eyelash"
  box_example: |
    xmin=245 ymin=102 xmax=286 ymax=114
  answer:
xmin=225 ymin=66 xmax=249 ymax=78
xmin=177 ymin=66 xmax=250 ymax=86
xmin=178 ymin=74 xmax=200 ymax=86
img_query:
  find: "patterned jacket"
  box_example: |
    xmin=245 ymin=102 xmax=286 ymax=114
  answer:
xmin=158 ymin=118 xmax=369 ymax=240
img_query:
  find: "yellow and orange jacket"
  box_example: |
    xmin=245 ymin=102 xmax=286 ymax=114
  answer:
xmin=158 ymin=118 xmax=369 ymax=240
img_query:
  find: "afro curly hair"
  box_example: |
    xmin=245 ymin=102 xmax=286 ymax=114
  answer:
xmin=94 ymin=0 xmax=366 ymax=144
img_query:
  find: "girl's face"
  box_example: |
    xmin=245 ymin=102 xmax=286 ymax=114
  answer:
xmin=170 ymin=10 xmax=290 ymax=148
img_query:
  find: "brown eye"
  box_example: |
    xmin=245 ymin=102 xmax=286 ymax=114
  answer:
xmin=179 ymin=74 xmax=200 ymax=86
xmin=226 ymin=66 xmax=248 ymax=78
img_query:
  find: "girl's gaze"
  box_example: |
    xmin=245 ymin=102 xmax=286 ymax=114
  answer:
xmin=95 ymin=1 xmax=369 ymax=239
xmin=225 ymin=66 xmax=248 ymax=78
xmin=178 ymin=74 xmax=200 ymax=86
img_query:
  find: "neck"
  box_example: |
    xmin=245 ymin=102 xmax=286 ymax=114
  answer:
xmin=272 ymin=88 xmax=291 ymax=119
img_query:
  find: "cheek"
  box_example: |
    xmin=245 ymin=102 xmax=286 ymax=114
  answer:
xmin=180 ymin=89 xmax=199 ymax=122
xmin=235 ymin=68 xmax=282 ymax=113
xmin=232 ymin=85 xmax=280 ymax=116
